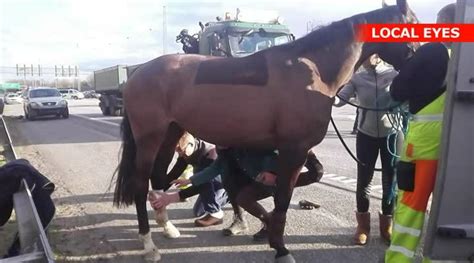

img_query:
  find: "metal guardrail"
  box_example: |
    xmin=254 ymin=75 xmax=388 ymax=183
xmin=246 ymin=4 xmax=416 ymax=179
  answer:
xmin=1 ymin=116 xmax=18 ymax=160
xmin=0 ymin=117 xmax=55 ymax=262
xmin=0 ymin=180 xmax=55 ymax=263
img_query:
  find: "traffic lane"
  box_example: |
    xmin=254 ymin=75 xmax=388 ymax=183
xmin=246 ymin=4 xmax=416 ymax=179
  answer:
xmin=68 ymin=99 xmax=123 ymax=126
xmin=2 ymin=103 xmax=120 ymax=146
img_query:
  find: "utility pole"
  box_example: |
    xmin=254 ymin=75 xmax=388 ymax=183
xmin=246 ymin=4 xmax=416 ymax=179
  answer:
xmin=75 ymin=66 xmax=79 ymax=91
xmin=163 ymin=5 xmax=167 ymax=55
xmin=23 ymin=64 xmax=26 ymax=88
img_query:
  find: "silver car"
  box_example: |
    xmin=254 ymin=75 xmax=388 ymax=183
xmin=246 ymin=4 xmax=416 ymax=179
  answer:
xmin=23 ymin=87 xmax=69 ymax=120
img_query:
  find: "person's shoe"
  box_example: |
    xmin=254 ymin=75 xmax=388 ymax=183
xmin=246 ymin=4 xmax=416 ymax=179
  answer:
xmin=253 ymin=227 xmax=268 ymax=241
xmin=354 ymin=211 xmax=370 ymax=245
xmin=222 ymin=216 xmax=249 ymax=236
xmin=194 ymin=214 xmax=223 ymax=227
xmin=379 ymin=211 xmax=392 ymax=245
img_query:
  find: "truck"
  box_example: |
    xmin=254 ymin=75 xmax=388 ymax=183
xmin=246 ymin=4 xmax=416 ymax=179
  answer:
xmin=94 ymin=64 xmax=139 ymax=116
xmin=94 ymin=10 xmax=294 ymax=116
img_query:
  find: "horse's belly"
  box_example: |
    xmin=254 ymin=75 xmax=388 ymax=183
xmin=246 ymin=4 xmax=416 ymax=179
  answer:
xmin=174 ymin=94 xmax=277 ymax=147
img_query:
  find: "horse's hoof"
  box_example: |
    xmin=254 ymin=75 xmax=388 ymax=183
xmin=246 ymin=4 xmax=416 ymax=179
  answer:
xmin=144 ymin=247 xmax=161 ymax=262
xmin=275 ymin=254 xmax=296 ymax=263
xmin=163 ymin=221 xmax=180 ymax=239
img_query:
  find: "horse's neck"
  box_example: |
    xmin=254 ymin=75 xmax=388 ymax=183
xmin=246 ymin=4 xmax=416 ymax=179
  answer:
xmin=286 ymin=8 xmax=396 ymax=97
xmin=296 ymin=23 xmax=364 ymax=96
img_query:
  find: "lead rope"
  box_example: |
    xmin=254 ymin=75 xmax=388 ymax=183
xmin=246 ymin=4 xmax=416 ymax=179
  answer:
xmin=329 ymin=116 xmax=383 ymax=172
xmin=332 ymin=69 xmax=409 ymax=182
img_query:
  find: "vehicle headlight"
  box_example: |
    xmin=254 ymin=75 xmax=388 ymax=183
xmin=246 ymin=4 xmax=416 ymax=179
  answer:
xmin=58 ymin=100 xmax=67 ymax=105
xmin=29 ymin=102 xmax=40 ymax=107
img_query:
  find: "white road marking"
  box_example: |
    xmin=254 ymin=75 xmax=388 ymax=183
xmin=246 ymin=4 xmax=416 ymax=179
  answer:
xmin=91 ymin=117 xmax=122 ymax=121
xmin=329 ymin=176 xmax=348 ymax=181
xmin=321 ymin=173 xmax=383 ymax=197
xmin=340 ymin=178 xmax=357 ymax=184
xmin=74 ymin=114 xmax=120 ymax=127
xmin=322 ymin=173 xmax=337 ymax=178
xmin=371 ymin=185 xmax=383 ymax=190
xmin=331 ymin=114 xmax=356 ymax=120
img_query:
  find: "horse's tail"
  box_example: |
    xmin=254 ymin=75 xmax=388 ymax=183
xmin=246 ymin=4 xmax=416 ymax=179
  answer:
xmin=112 ymin=112 xmax=137 ymax=207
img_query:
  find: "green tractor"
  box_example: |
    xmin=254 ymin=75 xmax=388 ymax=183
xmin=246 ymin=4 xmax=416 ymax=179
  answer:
xmin=176 ymin=13 xmax=294 ymax=57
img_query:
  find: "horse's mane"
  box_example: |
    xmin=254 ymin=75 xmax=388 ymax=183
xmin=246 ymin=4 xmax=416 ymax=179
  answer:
xmin=283 ymin=6 xmax=404 ymax=55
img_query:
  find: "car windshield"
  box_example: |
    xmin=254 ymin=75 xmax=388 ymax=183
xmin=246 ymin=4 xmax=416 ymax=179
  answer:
xmin=228 ymin=31 xmax=291 ymax=57
xmin=30 ymin=89 xmax=61 ymax=98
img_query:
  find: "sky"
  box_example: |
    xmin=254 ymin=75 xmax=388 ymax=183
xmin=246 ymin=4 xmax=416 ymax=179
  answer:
xmin=0 ymin=0 xmax=455 ymax=81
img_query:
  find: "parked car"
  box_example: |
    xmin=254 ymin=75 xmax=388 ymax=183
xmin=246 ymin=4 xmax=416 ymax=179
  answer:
xmin=83 ymin=90 xmax=100 ymax=99
xmin=59 ymin=89 xmax=85 ymax=100
xmin=23 ymin=87 xmax=69 ymax=120
xmin=0 ymin=97 xmax=4 ymax=115
xmin=4 ymin=93 xmax=24 ymax=104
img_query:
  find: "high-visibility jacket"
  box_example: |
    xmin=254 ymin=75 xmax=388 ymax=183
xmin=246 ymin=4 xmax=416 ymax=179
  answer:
xmin=401 ymin=92 xmax=445 ymax=161
xmin=386 ymin=46 xmax=450 ymax=263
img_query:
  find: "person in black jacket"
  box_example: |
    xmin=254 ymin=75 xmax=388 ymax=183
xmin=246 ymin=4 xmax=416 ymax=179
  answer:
xmin=385 ymin=4 xmax=454 ymax=262
xmin=0 ymin=159 xmax=55 ymax=258
xmin=153 ymin=132 xmax=228 ymax=227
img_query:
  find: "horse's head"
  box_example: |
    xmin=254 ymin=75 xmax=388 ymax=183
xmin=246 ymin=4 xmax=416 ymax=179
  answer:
xmin=359 ymin=0 xmax=419 ymax=71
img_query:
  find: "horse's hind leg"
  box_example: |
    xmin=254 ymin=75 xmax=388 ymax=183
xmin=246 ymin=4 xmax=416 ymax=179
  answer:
xmin=150 ymin=122 xmax=184 ymax=238
xmin=269 ymin=148 xmax=307 ymax=263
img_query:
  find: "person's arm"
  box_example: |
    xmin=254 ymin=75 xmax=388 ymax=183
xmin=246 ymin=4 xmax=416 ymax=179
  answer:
xmin=390 ymin=43 xmax=449 ymax=102
xmin=166 ymin=157 xmax=188 ymax=183
xmin=188 ymin=157 xmax=222 ymax=186
xmin=375 ymin=69 xmax=402 ymax=110
xmin=334 ymin=80 xmax=356 ymax=107
xmin=255 ymin=151 xmax=278 ymax=186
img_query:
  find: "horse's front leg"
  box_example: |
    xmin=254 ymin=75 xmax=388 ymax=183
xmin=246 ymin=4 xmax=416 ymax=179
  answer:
xmin=269 ymin=148 xmax=307 ymax=263
xmin=136 ymin=193 xmax=161 ymax=261
xmin=149 ymin=126 xmax=184 ymax=239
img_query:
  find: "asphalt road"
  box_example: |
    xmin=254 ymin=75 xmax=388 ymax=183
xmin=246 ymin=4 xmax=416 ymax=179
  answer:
xmin=3 ymin=99 xmax=395 ymax=263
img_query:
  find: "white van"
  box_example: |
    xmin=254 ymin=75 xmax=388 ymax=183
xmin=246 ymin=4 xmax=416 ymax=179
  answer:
xmin=59 ymin=89 xmax=85 ymax=100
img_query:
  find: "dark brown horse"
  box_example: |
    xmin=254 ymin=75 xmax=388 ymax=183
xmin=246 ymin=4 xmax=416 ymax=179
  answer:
xmin=114 ymin=0 xmax=417 ymax=262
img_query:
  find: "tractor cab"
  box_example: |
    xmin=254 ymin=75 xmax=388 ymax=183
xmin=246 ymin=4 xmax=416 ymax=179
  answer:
xmin=176 ymin=9 xmax=294 ymax=57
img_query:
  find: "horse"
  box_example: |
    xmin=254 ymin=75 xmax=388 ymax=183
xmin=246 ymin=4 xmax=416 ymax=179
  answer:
xmin=113 ymin=0 xmax=418 ymax=262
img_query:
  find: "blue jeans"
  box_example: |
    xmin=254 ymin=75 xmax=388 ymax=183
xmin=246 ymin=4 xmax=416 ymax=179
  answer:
xmin=178 ymin=176 xmax=228 ymax=217
xmin=193 ymin=186 xmax=228 ymax=217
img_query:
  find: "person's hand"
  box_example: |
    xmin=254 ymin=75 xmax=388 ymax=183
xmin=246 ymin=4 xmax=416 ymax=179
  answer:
xmin=171 ymin=178 xmax=191 ymax=188
xmin=256 ymin=171 xmax=277 ymax=186
xmin=148 ymin=191 xmax=179 ymax=210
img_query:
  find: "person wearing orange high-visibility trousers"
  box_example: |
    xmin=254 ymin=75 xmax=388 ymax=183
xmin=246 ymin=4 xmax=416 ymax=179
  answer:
xmin=385 ymin=3 xmax=455 ymax=263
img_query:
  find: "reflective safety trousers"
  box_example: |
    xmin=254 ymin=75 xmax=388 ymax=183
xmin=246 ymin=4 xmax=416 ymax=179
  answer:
xmin=385 ymin=93 xmax=445 ymax=263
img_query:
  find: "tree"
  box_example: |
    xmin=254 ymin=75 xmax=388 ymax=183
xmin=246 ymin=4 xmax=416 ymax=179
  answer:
xmin=85 ymin=74 xmax=94 ymax=88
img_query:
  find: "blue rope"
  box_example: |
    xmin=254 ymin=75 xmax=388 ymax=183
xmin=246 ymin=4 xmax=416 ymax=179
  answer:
xmin=385 ymin=106 xmax=410 ymax=205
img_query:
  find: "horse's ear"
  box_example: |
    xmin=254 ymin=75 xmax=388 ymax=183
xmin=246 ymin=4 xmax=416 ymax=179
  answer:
xmin=382 ymin=0 xmax=389 ymax=8
xmin=397 ymin=0 xmax=408 ymax=15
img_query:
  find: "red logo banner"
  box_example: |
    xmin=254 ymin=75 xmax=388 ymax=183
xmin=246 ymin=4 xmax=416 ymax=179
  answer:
xmin=357 ymin=24 xmax=474 ymax=42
